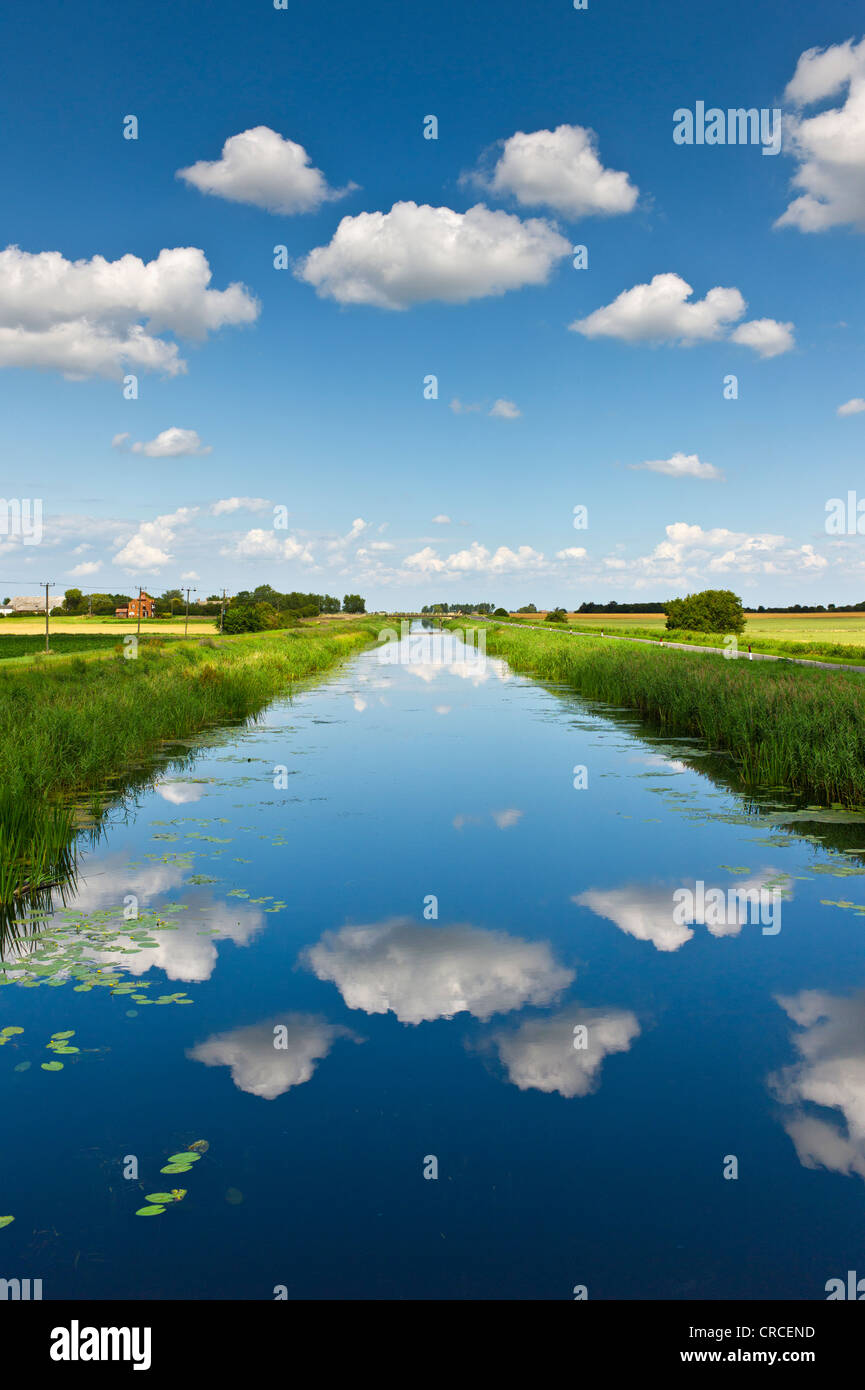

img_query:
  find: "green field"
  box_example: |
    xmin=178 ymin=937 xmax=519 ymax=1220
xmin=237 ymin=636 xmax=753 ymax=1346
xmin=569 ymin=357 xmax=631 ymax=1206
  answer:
xmin=514 ymin=612 xmax=865 ymax=643
xmin=505 ymin=611 xmax=865 ymax=665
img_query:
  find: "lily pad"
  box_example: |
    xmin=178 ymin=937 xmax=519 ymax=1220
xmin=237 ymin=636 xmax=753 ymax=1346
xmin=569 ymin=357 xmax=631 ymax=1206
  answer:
xmin=1 ymin=1026 xmax=23 ymax=1036
xmin=0 ymin=1215 xmax=14 ymax=1229
xmin=145 ymin=1192 xmax=176 ymax=1204
xmin=41 ymin=1061 xmax=63 ymax=1071
xmin=135 ymin=1205 xmax=166 ymax=1216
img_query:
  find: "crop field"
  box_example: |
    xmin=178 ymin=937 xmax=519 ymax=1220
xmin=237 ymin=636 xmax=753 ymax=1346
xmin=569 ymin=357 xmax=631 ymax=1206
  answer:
xmin=519 ymin=612 xmax=865 ymax=644
xmin=0 ymin=616 xmax=219 ymax=636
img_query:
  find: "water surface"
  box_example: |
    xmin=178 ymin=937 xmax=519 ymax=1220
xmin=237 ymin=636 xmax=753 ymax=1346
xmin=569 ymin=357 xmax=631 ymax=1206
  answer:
xmin=2 ymin=626 xmax=863 ymax=1300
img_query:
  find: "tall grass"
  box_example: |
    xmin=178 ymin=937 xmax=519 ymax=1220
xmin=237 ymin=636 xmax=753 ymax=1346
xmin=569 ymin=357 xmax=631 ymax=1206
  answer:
xmin=478 ymin=624 xmax=865 ymax=806
xmin=0 ymin=626 xmax=375 ymax=940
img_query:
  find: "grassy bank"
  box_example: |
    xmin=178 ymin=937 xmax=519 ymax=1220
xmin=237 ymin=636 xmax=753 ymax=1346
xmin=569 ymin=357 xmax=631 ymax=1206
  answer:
xmin=0 ymin=623 xmax=375 ymax=929
xmin=471 ymin=622 xmax=865 ymax=806
xmin=563 ymin=622 xmax=865 ymax=666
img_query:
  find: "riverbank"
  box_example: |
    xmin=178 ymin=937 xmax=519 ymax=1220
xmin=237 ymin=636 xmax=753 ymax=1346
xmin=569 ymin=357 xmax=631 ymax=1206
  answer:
xmin=0 ymin=623 xmax=377 ymax=924
xmin=465 ymin=621 xmax=865 ymax=806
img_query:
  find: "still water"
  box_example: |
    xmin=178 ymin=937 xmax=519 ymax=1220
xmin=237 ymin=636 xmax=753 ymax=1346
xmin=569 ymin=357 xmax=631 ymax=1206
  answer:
xmin=2 ymin=625 xmax=864 ymax=1300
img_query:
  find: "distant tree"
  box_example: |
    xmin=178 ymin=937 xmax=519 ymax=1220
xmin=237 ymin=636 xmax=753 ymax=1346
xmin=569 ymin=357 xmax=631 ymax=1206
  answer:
xmin=665 ymin=589 xmax=745 ymax=634
xmin=493 ymin=607 xmax=509 ymax=617
xmin=546 ymin=607 xmax=568 ymax=622
xmin=517 ymin=604 xmax=537 ymax=613
xmin=342 ymin=594 xmax=366 ymax=613
xmin=62 ymin=587 xmax=85 ymax=614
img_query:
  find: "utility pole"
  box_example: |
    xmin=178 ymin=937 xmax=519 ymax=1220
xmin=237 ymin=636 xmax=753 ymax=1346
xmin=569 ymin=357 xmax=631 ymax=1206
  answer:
xmin=183 ymin=587 xmax=194 ymax=638
xmin=219 ymin=588 xmax=226 ymax=634
xmin=44 ymin=582 xmax=51 ymax=653
xmin=136 ymin=586 xmax=143 ymax=641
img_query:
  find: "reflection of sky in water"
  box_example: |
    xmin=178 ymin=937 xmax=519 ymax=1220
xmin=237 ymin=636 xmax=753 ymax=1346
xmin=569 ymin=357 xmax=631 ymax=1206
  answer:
xmin=3 ymin=624 xmax=865 ymax=1299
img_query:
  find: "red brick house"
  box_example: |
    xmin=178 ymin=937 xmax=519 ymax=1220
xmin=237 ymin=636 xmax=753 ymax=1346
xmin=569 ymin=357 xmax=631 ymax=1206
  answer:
xmin=116 ymin=592 xmax=154 ymax=619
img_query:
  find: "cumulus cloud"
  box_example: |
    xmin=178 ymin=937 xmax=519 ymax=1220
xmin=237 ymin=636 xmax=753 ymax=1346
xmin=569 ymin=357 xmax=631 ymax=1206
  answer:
xmin=177 ymin=126 xmax=354 ymax=215
xmin=112 ymin=506 xmax=198 ymax=572
xmin=466 ymin=124 xmax=639 ymax=220
xmin=403 ymin=541 xmax=546 ymax=575
xmin=776 ymin=38 xmax=865 ymax=231
xmin=556 ymin=546 xmax=587 ymax=560
xmin=69 ymin=560 xmax=101 ymax=577
xmin=570 ymin=272 xmax=794 ymax=355
xmin=729 ymin=318 xmax=795 ymax=358
xmin=0 ymin=244 xmax=258 ymax=379
xmin=303 ymin=918 xmax=573 ymax=1025
xmin=221 ymin=528 xmax=314 ymax=563
xmin=769 ymin=988 xmax=865 ymax=1181
xmin=630 ymin=451 xmax=723 ymax=480
xmin=484 ymin=1004 xmax=641 ymax=1098
xmin=296 ymin=201 xmax=571 ymax=308
xmin=187 ymin=1014 xmax=360 ymax=1099
xmin=432 ymin=514 xmax=452 ymax=524
xmin=113 ymin=427 xmax=211 ymax=457
xmin=838 ymin=397 xmax=865 ymax=416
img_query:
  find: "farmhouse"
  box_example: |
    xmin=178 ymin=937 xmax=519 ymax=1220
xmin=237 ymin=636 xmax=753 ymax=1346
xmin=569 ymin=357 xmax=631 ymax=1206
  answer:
xmin=9 ymin=595 xmax=48 ymax=613
xmin=115 ymin=593 xmax=154 ymax=619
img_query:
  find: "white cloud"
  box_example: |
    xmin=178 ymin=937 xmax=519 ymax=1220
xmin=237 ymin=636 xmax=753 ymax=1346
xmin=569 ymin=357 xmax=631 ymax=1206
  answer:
xmin=777 ymin=38 xmax=865 ymax=232
xmin=69 ymin=560 xmax=101 ymax=577
xmin=556 ymin=546 xmax=587 ymax=560
xmin=209 ymin=497 xmax=270 ymax=515
xmin=491 ymin=808 xmax=523 ymax=829
xmin=221 ymin=528 xmax=314 ymax=563
xmin=115 ymin=427 xmax=211 ymax=457
xmin=112 ymin=506 xmax=197 ymax=572
xmin=467 ymin=124 xmax=639 ymax=220
xmin=729 ymin=318 xmax=795 ymax=358
xmin=630 ymin=451 xmax=723 ymax=480
xmin=177 ymin=126 xmax=354 ymax=215
xmin=432 ymin=514 xmax=452 ymax=524
xmin=188 ymin=1015 xmax=360 ymax=1099
xmin=838 ymin=397 xmax=865 ymax=416
xmin=404 ymin=541 xmax=546 ymax=575
xmin=303 ymin=918 xmax=573 ymax=1025
xmin=489 ymin=398 xmax=521 ymax=418
xmin=0 ymin=244 xmax=258 ymax=379
xmin=486 ymin=1005 xmax=640 ymax=1098
xmin=296 ymin=201 xmax=571 ymax=309
xmin=449 ymin=398 xmax=483 ymax=414
xmin=369 ymin=540 xmax=394 ymax=551
xmin=571 ymin=272 xmax=794 ymax=356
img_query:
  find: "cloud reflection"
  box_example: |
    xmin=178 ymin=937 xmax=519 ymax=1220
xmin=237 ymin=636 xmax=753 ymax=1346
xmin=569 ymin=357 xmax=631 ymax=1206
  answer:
xmin=303 ymin=918 xmax=573 ymax=1024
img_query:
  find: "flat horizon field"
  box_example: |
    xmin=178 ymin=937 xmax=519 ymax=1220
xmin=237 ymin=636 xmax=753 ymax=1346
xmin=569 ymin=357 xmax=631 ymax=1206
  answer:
xmin=513 ymin=612 xmax=865 ymax=644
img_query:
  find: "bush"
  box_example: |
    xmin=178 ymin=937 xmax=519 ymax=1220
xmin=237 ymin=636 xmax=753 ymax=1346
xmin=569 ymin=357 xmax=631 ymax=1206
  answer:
xmin=222 ymin=603 xmax=279 ymax=634
xmin=665 ymin=589 xmax=745 ymax=635
xmin=546 ymin=608 xmax=568 ymax=623
xmin=493 ymin=607 xmax=509 ymax=617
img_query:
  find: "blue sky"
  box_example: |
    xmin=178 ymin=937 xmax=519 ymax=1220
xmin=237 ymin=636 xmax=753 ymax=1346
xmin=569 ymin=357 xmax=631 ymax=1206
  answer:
xmin=1 ymin=0 xmax=864 ymax=607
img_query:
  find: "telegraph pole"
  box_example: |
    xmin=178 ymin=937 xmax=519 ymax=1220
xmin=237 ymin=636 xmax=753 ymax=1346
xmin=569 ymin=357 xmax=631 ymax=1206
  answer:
xmin=183 ymin=587 xmax=194 ymax=637
xmin=44 ymin=582 xmax=51 ymax=653
xmin=219 ymin=589 xmax=226 ymax=634
xmin=136 ymin=587 xmax=143 ymax=641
